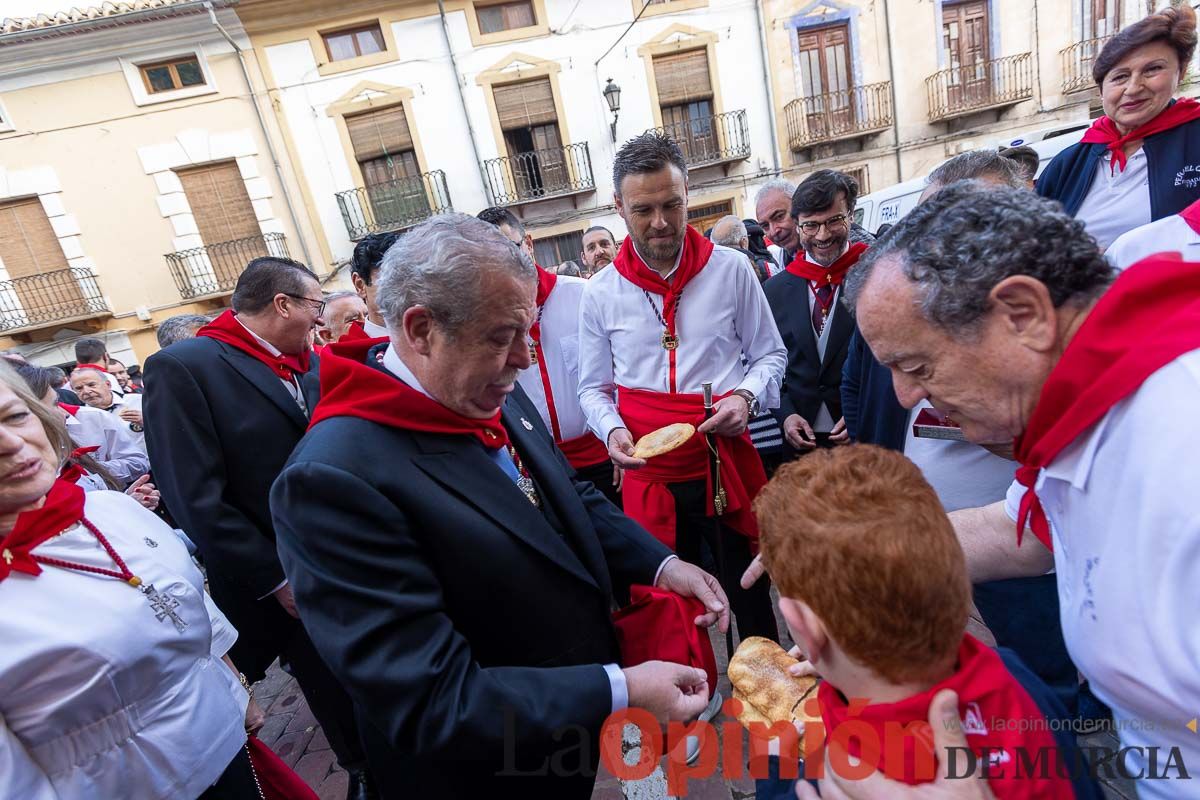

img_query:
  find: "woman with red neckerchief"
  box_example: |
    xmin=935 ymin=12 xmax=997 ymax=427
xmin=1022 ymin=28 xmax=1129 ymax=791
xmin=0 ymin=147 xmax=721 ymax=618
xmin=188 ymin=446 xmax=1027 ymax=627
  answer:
xmin=1038 ymin=5 xmax=1200 ymax=250
xmin=0 ymin=362 xmax=302 ymax=799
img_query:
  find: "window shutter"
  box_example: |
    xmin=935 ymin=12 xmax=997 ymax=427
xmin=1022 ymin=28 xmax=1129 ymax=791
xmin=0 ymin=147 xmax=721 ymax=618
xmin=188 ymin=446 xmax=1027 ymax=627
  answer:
xmin=493 ymin=78 xmax=557 ymax=130
xmin=346 ymin=105 xmax=414 ymax=162
xmin=0 ymin=198 xmax=70 ymax=278
xmin=653 ymin=49 xmax=713 ymax=105
xmin=176 ymin=161 xmax=262 ymax=246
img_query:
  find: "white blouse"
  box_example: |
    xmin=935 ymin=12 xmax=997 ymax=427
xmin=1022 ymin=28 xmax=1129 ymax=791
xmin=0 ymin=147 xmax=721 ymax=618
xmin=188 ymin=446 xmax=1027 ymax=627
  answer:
xmin=0 ymin=491 xmax=247 ymax=800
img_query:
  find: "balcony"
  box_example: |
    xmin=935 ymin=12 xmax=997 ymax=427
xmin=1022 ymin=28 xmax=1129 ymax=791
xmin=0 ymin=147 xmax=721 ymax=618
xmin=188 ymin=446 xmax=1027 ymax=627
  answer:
xmin=482 ymin=143 xmax=595 ymax=206
xmin=1061 ymin=37 xmax=1111 ymax=94
xmin=784 ymin=82 xmax=893 ymax=151
xmin=926 ymin=53 xmax=1034 ymax=122
xmin=165 ymin=232 xmax=289 ymax=300
xmin=0 ymin=268 xmax=109 ymax=333
xmin=651 ymin=109 xmax=750 ymax=169
xmin=335 ymin=170 xmax=452 ymax=241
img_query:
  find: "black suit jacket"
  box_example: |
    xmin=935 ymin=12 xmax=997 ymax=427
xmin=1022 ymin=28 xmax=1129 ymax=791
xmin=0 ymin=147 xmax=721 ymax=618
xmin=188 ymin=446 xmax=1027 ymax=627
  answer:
xmin=271 ymin=382 xmax=672 ymax=799
xmin=144 ymin=337 xmax=321 ymax=676
xmin=763 ymin=271 xmax=855 ymax=435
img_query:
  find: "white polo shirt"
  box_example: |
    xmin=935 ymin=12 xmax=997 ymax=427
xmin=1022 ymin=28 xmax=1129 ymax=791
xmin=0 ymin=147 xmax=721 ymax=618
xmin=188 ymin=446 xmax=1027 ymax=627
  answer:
xmin=1106 ymin=213 xmax=1200 ymax=270
xmin=1004 ymin=349 xmax=1200 ymax=796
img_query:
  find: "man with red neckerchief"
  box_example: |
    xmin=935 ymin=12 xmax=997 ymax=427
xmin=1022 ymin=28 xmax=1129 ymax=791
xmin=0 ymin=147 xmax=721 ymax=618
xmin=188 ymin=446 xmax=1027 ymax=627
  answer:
xmin=477 ymin=207 xmax=620 ymax=505
xmin=763 ymin=169 xmax=865 ymax=458
xmin=578 ymin=132 xmax=786 ymax=647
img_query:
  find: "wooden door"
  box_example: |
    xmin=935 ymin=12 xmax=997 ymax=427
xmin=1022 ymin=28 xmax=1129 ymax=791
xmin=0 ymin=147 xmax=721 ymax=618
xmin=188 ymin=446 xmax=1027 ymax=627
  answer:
xmin=686 ymin=199 xmax=733 ymax=237
xmin=797 ymin=24 xmax=854 ymax=138
xmin=361 ymin=150 xmax=428 ymax=224
xmin=1086 ymin=0 xmax=1120 ymax=38
xmin=943 ymin=1 xmax=990 ymax=107
xmin=0 ymin=197 xmax=83 ymax=322
xmin=662 ymin=100 xmax=716 ymax=163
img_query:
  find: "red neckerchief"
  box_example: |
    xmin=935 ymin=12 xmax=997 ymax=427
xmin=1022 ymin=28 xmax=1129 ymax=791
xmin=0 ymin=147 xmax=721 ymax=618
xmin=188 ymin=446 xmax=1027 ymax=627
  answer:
xmin=0 ymin=479 xmax=86 ymax=581
xmin=529 ymin=264 xmax=557 ymax=344
xmin=785 ymin=241 xmax=869 ymax=287
xmin=612 ymin=226 xmax=715 ymax=393
xmin=817 ymin=634 xmax=1072 ymax=794
xmin=339 ymin=319 xmax=371 ymax=342
xmin=309 ymin=336 xmax=510 ymax=449
xmin=75 ymin=362 xmax=109 ymax=373
xmin=58 ymin=403 xmax=81 ymax=417
xmin=1013 ymin=254 xmax=1200 ymax=550
xmin=59 ymin=446 xmax=101 ymax=485
xmin=197 ymin=310 xmax=311 ymax=381
xmin=1080 ymin=97 xmax=1200 ymax=174
xmin=1179 ymin=197 xmax=1200 ymax=235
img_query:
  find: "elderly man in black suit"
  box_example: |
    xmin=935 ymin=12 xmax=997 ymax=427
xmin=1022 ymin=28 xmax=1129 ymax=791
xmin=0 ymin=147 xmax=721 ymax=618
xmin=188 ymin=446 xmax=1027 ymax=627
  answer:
xmin=271 ymin=214 xmax=728 ymax=799
xmin=144 ymin=257 xmax=373 ymax=800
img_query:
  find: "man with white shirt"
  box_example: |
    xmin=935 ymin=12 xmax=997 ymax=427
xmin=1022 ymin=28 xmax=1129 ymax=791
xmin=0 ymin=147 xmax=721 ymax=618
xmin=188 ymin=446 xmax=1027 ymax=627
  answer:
xmin=478 ymin=207 xmax=619 ymax=504
xmin=349 ymin=231 xmax=397 ymax=338
xmin=69 ymin=366 xmax=145 ymax=443
xmin=144 ymin=256 xmax=373 ymax=800
xmin=1107 ymin=195 xmax=1200 ymax=268
xmin=579 ymin=132 xmax=787 ymax=642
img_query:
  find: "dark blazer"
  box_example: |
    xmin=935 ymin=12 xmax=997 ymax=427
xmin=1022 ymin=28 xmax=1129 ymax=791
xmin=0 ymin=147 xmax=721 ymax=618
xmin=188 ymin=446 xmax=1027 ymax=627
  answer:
xmin=143 ymin=337 xmax=321 ymax=677
xmin=271 ymin=380 xmax=673 ymax=799
xmin=1038 ymin=111 xmax=1200 ymax=220
xmin=763 ymin=271 xmax=855 ymax=441
xmin=841 ymin=329 xmax=908 ymax=451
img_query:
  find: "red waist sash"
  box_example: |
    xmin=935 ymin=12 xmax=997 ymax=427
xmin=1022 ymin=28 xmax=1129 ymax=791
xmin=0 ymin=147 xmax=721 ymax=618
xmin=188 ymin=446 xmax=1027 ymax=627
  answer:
xmin=617 ymin=386 xmax=766 ymax=549
xmin=558 ymin=431 xmax=610 ymax=470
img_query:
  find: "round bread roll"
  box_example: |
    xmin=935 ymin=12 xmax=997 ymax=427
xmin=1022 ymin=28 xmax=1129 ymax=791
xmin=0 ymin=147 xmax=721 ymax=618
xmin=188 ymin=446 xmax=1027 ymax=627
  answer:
xmin=632 ymin=422 xmax=696 ymax=459
xmin=728 ymin=636 xmax=819 ymax=735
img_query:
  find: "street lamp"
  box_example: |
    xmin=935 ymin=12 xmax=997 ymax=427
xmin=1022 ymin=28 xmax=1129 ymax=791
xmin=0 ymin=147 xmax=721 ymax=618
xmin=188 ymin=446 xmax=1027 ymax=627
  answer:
xmin=603 ymin=78 xmax=621 ymax=142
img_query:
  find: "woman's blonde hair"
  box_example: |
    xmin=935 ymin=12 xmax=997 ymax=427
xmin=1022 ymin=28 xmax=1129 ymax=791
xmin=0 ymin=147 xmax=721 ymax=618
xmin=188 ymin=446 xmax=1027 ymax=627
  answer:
xmin=0 ymin=360 xmax=72 ymax=469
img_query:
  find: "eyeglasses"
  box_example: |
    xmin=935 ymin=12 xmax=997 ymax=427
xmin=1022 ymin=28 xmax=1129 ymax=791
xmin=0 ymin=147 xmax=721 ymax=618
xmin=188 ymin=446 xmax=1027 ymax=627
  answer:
xmin=284 ymin=294 xmax=326 ymax=316
xmin=798 ymin=214 xmax=850 ymax=235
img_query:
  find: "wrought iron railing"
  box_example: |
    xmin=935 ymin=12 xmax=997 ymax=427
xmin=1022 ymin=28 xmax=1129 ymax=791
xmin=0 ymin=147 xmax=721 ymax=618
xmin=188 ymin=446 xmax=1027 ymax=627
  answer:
xmin=650 ymin=109 xmax=751 ymax=168
xmin=0 ymin=268 xmax=109 ymax=332
xmin=335 ymin=170 xmax=452 ymax=241
xmin=482 ymin=143 xmax=595 ymax=205
xmin=165 ymin=232 xmax=289 ymax=300
xmin=926 ymin=53 xmax=1034 ymax=122
xmin=784 ymin=82 xmax=893 ymax=150
xmin=1061 ymin=37 xmax=1112 ymax=94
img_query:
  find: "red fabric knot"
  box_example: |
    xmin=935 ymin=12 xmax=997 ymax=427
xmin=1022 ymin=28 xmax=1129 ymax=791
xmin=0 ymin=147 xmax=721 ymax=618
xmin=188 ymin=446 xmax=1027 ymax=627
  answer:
xmin=0 ymin=479 xmax=86 ymax=582
xmin=1079 ymin=97 xmax=1200 ymax=174
xmin=197 ymin=310 xmax=311 ymax=381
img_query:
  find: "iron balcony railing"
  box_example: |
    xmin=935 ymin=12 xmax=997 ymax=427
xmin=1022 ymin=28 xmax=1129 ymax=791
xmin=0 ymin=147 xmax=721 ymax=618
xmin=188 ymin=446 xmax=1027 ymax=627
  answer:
xmin=0 ymin=268 xmax=109 ymax=332
xmin=1061 ymin=37 xmax=1112 ymax=94
xmin=165 ymin=232 xmax=289 ymax=300
xmin=335 ymin=170 xmax=452 ymax=241
xmin=650 ymin=109 xmax=750 ymax=168
xmin=926 ymin=53 xmax=1034 ymax=122
xmin=784 ymin=82 xmax=893 ymax=150
xmin=482 ymin=142 xmax=595 ymax=205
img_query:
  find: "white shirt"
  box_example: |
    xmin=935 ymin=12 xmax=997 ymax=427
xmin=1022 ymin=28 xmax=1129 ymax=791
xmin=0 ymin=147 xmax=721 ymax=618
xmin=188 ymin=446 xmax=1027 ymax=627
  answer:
xmin=235 ymin=315 xmax=307 ymax=414
xmin=1075 ymin=149 xmax=1152 ymax=251
xmin=903 ymin=400 xmax=1016 ymax=512
xmin=1106 ymin=213 xmax=1200 ymax=269
xmin=102 ymin=392 xmax=144 ymax=446
xmin=63 ymin=404 xmax=150 ymax=488
xmin=578 ymin=242 xmax=786 ymax=444
xmin=1003 ymin=349 xmax=1200 ymax=797
xmin=0 ymin=491 xmax=247 ymax=800
xmin=362 ymin=317 xmax=388 ymax=338
xmin=800 ymin=248 xmax=843 ymax=432
xmin=518 ymin=276 xmax=591 ymax=443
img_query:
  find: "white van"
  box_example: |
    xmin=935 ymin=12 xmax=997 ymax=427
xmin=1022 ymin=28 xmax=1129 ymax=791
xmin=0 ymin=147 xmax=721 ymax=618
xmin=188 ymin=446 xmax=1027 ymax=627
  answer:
xmin=854 ymin=122 xmax=1090 ymax=235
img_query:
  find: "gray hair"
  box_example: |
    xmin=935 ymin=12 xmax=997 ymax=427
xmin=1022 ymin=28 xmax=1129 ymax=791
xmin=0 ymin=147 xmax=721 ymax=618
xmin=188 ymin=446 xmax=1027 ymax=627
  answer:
xmin=926 ymin=150 xmax=1024 ymax=191
xmin=323 ymin=290 xmax=360 ymax=303
xmin=376 ymin=213 xmax=536 ymax=334
xmin=613 ymin=131 xmax=688 ymax=197
xmin=753 ymin=178 xmax=797 ymax=209
xmin=843 ymin=182 xmax=1114 ymax=334
xmin=156 ymin=314 xmax=211 ymax=348
xmin=710 ymin=215 xmax=748 ymax=247
xmin=557 ymin=261 xmax=582 ymax=277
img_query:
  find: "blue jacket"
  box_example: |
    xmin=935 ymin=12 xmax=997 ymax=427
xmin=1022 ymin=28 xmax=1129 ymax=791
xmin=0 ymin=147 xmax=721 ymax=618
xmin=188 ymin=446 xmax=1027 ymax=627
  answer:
xmin=1037 ymin=111 xmax=1200 ymax=219
xmin=841 ymin=329 xmax=908 ymax=451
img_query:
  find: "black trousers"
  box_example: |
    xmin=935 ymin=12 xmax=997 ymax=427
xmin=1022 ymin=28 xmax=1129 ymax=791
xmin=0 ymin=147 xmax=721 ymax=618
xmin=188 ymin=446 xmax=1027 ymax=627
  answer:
xmin=199 ymin=745 xmax=260 ymax=800
xmin=574 ymin=459 xmax=622 ymax=507
xmin=667 ymin=479 xmax=779 ymax=643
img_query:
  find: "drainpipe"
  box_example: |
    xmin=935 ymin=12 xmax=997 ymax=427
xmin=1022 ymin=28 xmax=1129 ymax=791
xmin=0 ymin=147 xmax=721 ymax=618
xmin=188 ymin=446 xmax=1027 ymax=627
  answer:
xmin=753 ymin=0 xmax=782 ymax=173
xmin=205 ymin=1 xmax=316 ymax=269
xmin=436 ymin=0 xmax=490 ymax=200
xmin=881 ymin=0 xmax=904 ymax=182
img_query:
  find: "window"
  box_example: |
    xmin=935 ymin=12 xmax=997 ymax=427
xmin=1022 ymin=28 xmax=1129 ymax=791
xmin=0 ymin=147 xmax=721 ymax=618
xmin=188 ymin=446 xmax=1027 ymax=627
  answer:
xmin=798 ymin=25 xmax=854 ymax=135
xmin=1082 ymin=0 xmax=1121 ymax=39
xmin=476 ymin=1 xmax=536 ymax=34
xmin=533 ymin=230 xmax=583 ymax=267
xmin=0 ymin=197 xmax=84 ymax=314
xmin=139 ymin=56 xmax=206 ymax=94
xmin=653 ymin=49 xmax=717 ymax=163
xmin=345 ymin=105 xmax=430 ymax=222
xmin=493 ymin=79 xmax=567 ymax=197
xmin=321 ymin=22 xmax=386 ymax=62
xmin=844 ymin=165 xmax=870 ymax=195
xmin=687 ymin=199 xmax=734 ymax=236
xmin=942 ymin=0 xmax=990 ymax=106
xmin=175 ymin=161 xmax=263 ymax=248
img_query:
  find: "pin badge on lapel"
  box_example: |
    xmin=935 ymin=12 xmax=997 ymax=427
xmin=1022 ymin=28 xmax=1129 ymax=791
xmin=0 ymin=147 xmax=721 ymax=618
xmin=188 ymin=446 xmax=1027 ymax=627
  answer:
xmin=521 ymin=418 xmax=534 ymax=431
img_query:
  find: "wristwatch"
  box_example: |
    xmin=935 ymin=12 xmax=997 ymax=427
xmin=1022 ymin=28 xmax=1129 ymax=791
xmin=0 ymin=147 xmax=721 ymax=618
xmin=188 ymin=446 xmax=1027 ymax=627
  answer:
xmin=732 ymin=389 xmax=758 ymax=416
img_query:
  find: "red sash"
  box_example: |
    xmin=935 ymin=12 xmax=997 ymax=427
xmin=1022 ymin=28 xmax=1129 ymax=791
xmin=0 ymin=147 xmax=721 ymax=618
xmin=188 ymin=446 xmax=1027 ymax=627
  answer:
xmin=1080 ymin=97 xmax=1200 ymax=174
xmin=197 ymin=310 xmax=311 ymax=381
xmin=784 ymin=241 xmax=869 ymax=287
xmin=612 ymin=226 xmax=715 ymax=394
xmin=0 ymin=480 xmax=86 ymax=582
xmin=558 ymin=432 xmax=610 ymax=470
xmin=309 ymin=336 xmax=510 ymax=449
xmin=617 ymin=387 xmax=766 ymax=549
xmin=1180 ymin=197 xmax=1200 ymax=235
xmin=612 ymin=584 xmax=718 ymax=700
xmin=1014 ymin=254 xmax=1200 ymax=550
xmin=817 ymin=634 xmax=1074 ymax=796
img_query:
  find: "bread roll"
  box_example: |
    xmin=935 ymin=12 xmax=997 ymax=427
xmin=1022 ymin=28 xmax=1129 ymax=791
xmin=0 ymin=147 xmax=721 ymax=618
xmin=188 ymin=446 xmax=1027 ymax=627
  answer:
xmin=728 ymin=636 xmax=819 ymax=733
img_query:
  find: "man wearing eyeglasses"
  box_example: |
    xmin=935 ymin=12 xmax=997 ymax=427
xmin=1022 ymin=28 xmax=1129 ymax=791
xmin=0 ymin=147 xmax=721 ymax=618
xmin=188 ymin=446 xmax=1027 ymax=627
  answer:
xmin=763 ymin=169 xmax=865 ymax=457
xmin=144 ymin=257 xmax=376 ymax=799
